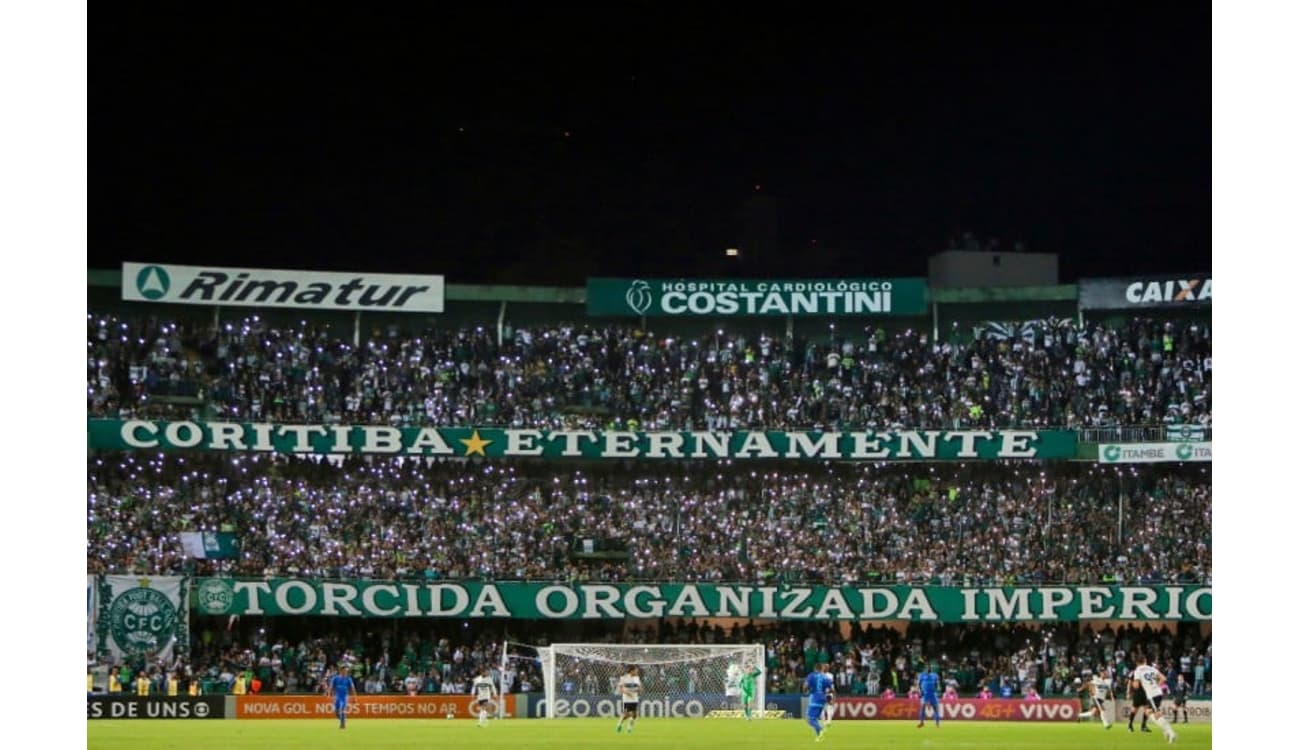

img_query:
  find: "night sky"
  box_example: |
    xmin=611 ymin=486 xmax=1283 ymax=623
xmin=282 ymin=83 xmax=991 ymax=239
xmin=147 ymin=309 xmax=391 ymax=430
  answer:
xmin=90 ymin=2 xmax=1210 ymax=285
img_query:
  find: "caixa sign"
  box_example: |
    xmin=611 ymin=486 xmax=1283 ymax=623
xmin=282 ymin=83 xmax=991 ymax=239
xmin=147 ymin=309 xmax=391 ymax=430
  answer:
xmin=87 ymin=696 xmax=226 ymax=719
xmin=831 ymin=697 xmax=1078 ymax=722
xmin=1078 ymin=275 xmax=1211 ymax=310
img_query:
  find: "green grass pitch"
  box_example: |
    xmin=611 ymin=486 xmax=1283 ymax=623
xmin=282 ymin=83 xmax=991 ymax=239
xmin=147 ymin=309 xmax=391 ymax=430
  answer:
xmin=88 ymin=717 xmax=1211 ymax=749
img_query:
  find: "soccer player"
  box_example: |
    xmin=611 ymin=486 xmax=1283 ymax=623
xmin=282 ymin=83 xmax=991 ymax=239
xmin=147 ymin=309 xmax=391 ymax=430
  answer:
xmin=725 ymin=661 xmax=743 ymax=711
xmin=805 ymin=662 xmax=834 ymax=742
xmin=1088 ymin=668 xmax=1114 ymax=729
xmin=471 ymin=669 xmax=498 ymax=727
xmin=740 ymin=663 xmax=763 ymax=720
xmin=615 ymin=666 xmax=641 ymax=734
xmin=1130 ymin=654 xmax=1177 ymax=743
xmin=329 ymin=664 xmax=357 ymax=730
xmin=1170 ymin=674 xmax=1190 ymax=724
xmin=917 ymin=664 xmax=941 ymax=728
xmin=1127 ymin=665 xmax=1151 ymax=733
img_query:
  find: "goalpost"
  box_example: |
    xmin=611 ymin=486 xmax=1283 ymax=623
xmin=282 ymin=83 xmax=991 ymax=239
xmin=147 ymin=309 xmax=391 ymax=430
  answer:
xmin=538 ymin=643 xmax=766 ymax=720
xmin=498 ymin=641 xmax=547 ymax=720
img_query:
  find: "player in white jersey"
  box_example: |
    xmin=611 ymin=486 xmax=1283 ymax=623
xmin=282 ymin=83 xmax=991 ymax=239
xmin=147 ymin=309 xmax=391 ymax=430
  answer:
xmin=471 ymin=669 xmax=498 ymax=727
xmin=725 ymin=662 xmax=743 ymax=710
xmin=1130 ymin=654 xmax=1177 ymax=743
xmin=1087 ymin=668 xmax=1113 ymax=729
xmin=615 ymin=666 xmax=642 ymax=734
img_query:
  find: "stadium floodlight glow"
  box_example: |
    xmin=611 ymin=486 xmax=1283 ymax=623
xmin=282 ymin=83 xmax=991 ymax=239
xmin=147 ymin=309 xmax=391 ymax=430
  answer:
xmin=725 ymin=247 xmax=740 ymax=257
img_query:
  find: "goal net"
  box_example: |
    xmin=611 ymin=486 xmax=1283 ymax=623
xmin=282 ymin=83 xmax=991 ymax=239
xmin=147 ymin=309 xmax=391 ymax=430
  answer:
xmin=539 ymin=643 xmax=765 ymax=719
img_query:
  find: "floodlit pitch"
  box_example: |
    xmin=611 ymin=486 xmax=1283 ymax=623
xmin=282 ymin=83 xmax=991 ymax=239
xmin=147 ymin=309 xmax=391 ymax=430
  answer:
xmin=87 ymin=717 xmax=1212 ymax=750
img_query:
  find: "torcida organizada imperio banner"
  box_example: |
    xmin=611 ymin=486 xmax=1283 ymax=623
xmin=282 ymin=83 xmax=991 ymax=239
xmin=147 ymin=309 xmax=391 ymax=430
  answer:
xmin=189 ymin=579 xmax=1211 ymax=622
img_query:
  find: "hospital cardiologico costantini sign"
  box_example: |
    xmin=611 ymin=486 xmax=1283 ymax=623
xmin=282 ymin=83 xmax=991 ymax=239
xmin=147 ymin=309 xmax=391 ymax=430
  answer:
xmin=586 ymin=278 xmax=928 ymax=316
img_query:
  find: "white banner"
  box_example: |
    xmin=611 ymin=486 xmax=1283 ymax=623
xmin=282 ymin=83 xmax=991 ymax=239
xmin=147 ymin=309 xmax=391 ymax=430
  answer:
xmin=1098 ymin=442 xmax=1212 ymax=464
xmin=100 ymin=576 xmax=187 ymax=663
xmin=122 ymin=262 xmax=444 ymax=312
xmin=180 ymin=533 xmax=208 ymax=558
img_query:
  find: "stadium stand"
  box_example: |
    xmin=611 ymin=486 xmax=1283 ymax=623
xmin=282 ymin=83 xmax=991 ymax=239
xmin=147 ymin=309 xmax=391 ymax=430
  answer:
xmin=89 ymin=314 xmax=1210 ymax=431
xmin=86 ymin=282 xmax=1211 ymax=708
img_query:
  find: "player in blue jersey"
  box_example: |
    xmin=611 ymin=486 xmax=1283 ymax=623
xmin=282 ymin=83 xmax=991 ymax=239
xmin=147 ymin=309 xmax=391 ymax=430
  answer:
xmin=329 ymin=664 xmax=357 ymax=729
xmin=805 ymin=663 xmax=835 ymax=742
xmin=917 ymin=664 xmax=941 ymax=728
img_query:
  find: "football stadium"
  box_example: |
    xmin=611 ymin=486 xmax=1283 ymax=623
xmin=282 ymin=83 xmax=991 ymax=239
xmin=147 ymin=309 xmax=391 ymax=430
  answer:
xmin=84 ymin=6 xmax=1213 ymax=748
xmin=86 ymin=267 xmax=1211 ymax=749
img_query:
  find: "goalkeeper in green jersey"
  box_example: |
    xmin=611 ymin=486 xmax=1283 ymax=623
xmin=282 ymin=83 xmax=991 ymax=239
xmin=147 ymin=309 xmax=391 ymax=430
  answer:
xmin=740 ymin=664 xmax=763 ymax=720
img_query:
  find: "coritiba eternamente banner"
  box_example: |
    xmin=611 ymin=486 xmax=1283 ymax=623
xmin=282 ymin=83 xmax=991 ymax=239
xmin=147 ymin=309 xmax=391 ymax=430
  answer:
xmin=88 ymin=420 xmax=1078 ymax=460
xmin=192 ymin=579 xmax=1211 ymax=622
xmin=586 ymin=278 xmax=928 ymax=316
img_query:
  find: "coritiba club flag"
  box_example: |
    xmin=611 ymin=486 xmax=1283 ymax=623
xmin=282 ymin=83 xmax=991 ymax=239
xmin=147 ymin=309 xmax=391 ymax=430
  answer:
xmin=180 ymin=532 xmax=241 ymax=560
xmin=95 ymin=576 xmax=188 ymax=663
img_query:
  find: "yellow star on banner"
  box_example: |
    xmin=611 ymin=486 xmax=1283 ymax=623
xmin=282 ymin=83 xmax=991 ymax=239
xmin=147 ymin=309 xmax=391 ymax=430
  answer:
xmin=459 ymin=429 xmax=492 ymax=457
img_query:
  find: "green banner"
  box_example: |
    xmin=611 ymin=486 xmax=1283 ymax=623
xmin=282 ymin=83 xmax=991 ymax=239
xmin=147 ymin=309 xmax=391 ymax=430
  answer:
xmin=586 ymin=278 xmax=928 ymax=316
xmin=1165 ymin=424 xmax=1207 ymax=442
xmin=89 ymin=420 xmax=1078 ymax=460
xmin=191 ymin=579 xmax=1211 ymax=622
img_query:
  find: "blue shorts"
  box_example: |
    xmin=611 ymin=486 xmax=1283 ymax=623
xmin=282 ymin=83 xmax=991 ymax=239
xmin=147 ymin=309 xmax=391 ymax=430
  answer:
xmin=921 ymin=695 xmax=939 ymax=707
xmin=808 ymin=703 xmax=825 ymax=720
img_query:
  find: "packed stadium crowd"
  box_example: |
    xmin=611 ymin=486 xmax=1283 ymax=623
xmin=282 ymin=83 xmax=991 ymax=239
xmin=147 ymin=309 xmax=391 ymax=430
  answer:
xmin=88 ymin=454 xmax=1210 ymax=586
xmin=87 ymin=313 xmax=1211 ymax=431
xmin=86 ymin=308 xmax=1213 ymax=712
xmin=92 ymin=617 xmax=1209 ymax=700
